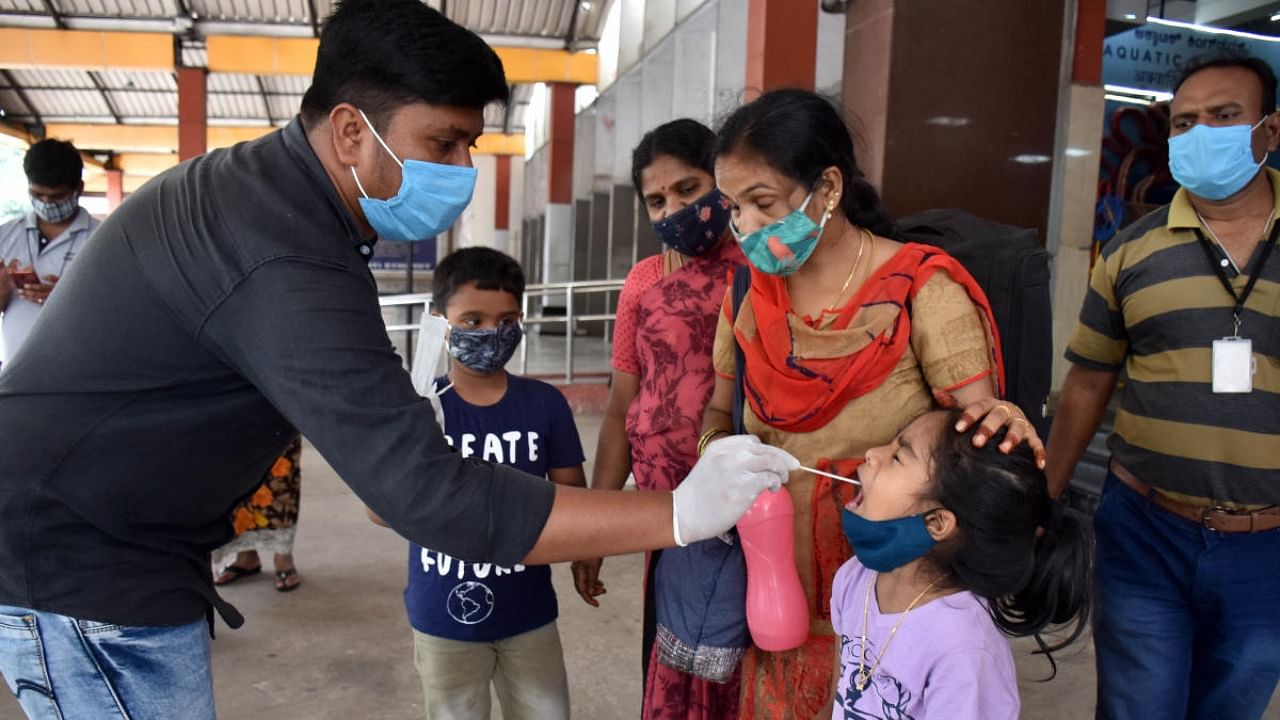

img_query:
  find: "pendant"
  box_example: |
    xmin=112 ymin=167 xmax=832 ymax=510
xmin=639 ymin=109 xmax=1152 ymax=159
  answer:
xmin=854 ymin=669 xmax=871 ymax=692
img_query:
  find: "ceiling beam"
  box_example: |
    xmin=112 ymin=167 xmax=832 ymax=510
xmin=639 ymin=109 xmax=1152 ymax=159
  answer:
xmin=0 ymin=81 xmax=299 ymax=98
xmin=255 ymin=75 xmax=274 ymax=125
xmin=36 ymin=0 xmax=65 ymax=30
xmin=205 ymin=37 xmax=597 ymax=84
xmin=0 ymin=29 xmax=596 ymax=83
xmin=111 ymin=152 xmax=179 ymax=175
xmin=0 ymin=120 xmax=31 ymax=142
xmin=85 ymin=70 xmax=123 ymax=124
xmin=564 ymin=0 xmax=581 ymax=51
xmin=0 ymin=28 xmax=174 ymax=71
xmin=304 ymin=0 xmax=320 ymax=38
xmin=42 ymin=122 xmax=527 ymax=156
xmin=83 ymin=171 xmax=152 ymax=194
xmin=0 ymin=14 xmax=584 ymax=48
xmin=43 ymin=123 xmax=271 ymax=153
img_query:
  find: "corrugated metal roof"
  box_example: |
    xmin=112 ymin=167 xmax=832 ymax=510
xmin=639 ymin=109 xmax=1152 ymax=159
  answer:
xmin=0 ymin=0 xmax=44 ymax=13
xmin=207 ymin=72 xmax=259 ymax=93
xmin=57 ymin=0 xmax=173 ymax=18
xmin=181 ymin=45 xmax=209 ymax=69
xmin=96 ymin=70 xmax=177 ymax=91
xmin=0 ymin=0 xmax=605 ymax=146
xmin=108 ymin=89 xmax=176 ymax=116
xmin=24 ymin=88 xmax=111 ymax=117
xmin=0 ymin=0 xmax=614 ymax=41
xmin=191 ymin=0 xmax=313 ymax=23
xmin=208 ymin=91 xmax=263 ymax=119
xmin=266 ymin=92 xmax=301 ymax=120
xmin=7 ymin=68 xmax=96 ymax=89
xmin=0 ymin=88 xmax=33 ymax=119
xmin=259 ymin=75 xmax=308 ymax=94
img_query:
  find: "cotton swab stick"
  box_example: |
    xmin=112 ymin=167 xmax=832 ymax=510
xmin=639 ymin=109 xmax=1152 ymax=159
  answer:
xmin=799 ymin=465 xmax=861 ymax=485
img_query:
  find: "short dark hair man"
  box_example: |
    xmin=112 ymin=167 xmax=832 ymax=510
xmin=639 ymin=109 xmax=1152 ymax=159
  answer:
xmin=1048 ymin=51 xmax=1280 ymax=719
xmin=0 ymin=1 xmax=796 ymax=717
xmin=0 ymin=138 xmax=99 ymax=362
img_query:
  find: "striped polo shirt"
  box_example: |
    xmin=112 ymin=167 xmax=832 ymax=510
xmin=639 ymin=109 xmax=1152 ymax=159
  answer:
xmin=1066 ymin=169 xmax=1280 ymax=506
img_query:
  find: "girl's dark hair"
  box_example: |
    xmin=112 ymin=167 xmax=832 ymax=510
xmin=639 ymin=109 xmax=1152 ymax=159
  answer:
xmin=929 ymin=410 xmax=1093 ymax=676
xmin=630 ymin=118 xmax=716 ymax=199
xmin=713 ymin=89 xmax=894 ymax=237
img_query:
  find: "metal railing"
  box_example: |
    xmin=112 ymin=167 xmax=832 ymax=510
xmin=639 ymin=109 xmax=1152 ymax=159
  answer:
xmin=379 ymin=279 xmax=625 ymax=383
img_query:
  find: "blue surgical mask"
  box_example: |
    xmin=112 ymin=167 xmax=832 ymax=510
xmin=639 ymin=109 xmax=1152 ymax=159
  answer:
xmin=840 ymin=508 xmax=938 ymax=573
xmin=652 ymin=188 xmax=732 ymax=257
xmin=31 ymin=194 xmax=78 ymax=224
xmin=1168 ymin=116 xmax=1269 ymax=201
xmin=351 ymin=109 xmax=477 ymax=242
xmin=448 ymin=324 xmax=523 ymax=374
xmin=731 ymin=191 xmax=831 ymax=276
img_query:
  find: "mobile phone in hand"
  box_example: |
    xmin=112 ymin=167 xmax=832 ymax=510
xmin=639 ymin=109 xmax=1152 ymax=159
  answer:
xmin=9 ymin=270 xmax=38 ymax=289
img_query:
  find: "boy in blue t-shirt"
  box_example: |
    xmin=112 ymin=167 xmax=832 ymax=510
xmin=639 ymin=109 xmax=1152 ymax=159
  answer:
xmin=369 ymin=247 xmax=586 ymax=720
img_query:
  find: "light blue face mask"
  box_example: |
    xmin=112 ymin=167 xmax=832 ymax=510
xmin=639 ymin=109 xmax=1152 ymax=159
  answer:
xmin=1168 ymin=116 xmax=1270 ymax=201
xmin=731 ymin=191 xmax=832 ymax=276
xmin=350 ymin=109 xmax=477 ymax=242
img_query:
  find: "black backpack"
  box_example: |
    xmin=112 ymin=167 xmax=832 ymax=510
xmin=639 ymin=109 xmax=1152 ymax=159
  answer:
xmin=895 ymin=209 xmax=1053 ymax=436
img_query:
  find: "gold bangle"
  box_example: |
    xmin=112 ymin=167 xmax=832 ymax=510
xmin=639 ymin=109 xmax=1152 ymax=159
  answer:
xmin=697 ymin=428 xmax=730 ymax=457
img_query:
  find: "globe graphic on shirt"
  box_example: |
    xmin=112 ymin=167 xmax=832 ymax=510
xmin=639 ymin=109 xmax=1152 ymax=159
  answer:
xmin=446 ymin=581 xmax=495 ymax=625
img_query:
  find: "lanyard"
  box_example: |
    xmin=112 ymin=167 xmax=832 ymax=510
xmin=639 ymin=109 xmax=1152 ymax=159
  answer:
xmin=1194 ymin=220 xmax=1279 ymax=336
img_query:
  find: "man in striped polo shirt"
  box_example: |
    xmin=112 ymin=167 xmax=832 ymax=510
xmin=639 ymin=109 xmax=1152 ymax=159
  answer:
xmin=1048 ymin=52 xmax=1280 ymax=719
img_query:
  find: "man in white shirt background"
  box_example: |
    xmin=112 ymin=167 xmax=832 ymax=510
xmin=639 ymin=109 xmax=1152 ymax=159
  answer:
xmin=0 ymin=139 xmax=100 ymax=364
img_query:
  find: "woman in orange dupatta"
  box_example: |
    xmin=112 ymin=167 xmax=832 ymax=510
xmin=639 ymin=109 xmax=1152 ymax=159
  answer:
xmin=699 ymin=89 xmax=1044 ymax=719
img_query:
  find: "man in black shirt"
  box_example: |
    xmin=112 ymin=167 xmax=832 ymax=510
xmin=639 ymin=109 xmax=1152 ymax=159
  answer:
xmin=0 ymin=1 xmax=797 ymax=717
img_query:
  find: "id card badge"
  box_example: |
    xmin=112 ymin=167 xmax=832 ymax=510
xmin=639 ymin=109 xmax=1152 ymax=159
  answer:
xmin=1212 ymin=337 xmax=1255 ymax=393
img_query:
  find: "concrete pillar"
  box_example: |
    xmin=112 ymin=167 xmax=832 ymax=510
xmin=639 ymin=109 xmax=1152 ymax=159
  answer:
xmin=105 ymin=168 xmax=124 ymax=211
xmin=494 ymin=154 xmax=511 ymax=255
xmin=746 ymin=0 xmax=819 ymax=94
xmin=543 ymin=83 xmax=576 ymax=292
xmin=1049 ymin=0 xmax=1107 ymax=391
xmin=177 ymin=66 xmax=207 ymax=161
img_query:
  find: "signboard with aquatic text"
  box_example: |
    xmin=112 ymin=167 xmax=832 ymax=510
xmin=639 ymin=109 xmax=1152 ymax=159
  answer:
xmin=1102 ymin=22 xmax=1280 ymax=100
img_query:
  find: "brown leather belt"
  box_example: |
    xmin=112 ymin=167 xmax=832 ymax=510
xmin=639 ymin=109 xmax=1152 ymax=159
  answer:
xmin=1111 ymin=461 xmax=1280 ymax=533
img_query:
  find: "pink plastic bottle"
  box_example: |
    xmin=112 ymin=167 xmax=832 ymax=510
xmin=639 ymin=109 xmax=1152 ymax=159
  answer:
xmin=737 ymin=487 xmax=809 ymax=651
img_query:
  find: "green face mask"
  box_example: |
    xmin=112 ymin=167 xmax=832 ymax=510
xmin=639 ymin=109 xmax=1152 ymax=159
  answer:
xmin=731 ymin=191 xmax=830 ymax=276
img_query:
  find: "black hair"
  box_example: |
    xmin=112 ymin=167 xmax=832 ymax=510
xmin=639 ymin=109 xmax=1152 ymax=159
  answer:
xmin=432 ymin=246 xmax=525 ymax=313
xmin=713 ymin=89 xmax=894 ymax=237
xmin=631 ymin=118 xmax=716 ymax=200
xmin=24 ymin=139 xmax=83 ymax=189
xmin=300 ymin=0 xmax=509 ymax=130
xmin=927 ymin=410 xmax=1093 ymax=677
xmin=1174 ymin=51 xmax=1278 ymax=119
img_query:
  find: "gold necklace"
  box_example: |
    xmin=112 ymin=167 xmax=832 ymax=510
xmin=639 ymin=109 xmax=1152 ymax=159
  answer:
xmin=824 ymin=228 xmax=870 ymax=312
xmin=855 ymin=572 xmax=948 ymax=692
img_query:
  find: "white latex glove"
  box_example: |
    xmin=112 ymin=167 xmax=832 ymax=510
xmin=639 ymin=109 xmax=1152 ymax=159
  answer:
xmin=671 ymin=434 xmax=799 ymax=546
xmin=411 ymin=314 xmax=450 ymax=430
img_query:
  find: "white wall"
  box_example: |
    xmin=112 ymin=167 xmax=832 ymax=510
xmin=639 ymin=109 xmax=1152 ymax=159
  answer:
xmin=457 ymin=154 xmax=497 ymax=248
xmin=514 ymin=0 xmax=845 ymax=282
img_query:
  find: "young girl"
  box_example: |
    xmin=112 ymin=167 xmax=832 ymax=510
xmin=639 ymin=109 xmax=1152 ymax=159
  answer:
xmin=829 ymin=410 xmax=1091 ymax=719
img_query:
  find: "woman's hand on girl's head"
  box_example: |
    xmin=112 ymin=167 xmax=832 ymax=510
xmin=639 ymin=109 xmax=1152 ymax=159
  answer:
xmin=935 ymin=391 xmax=1047 ymax=470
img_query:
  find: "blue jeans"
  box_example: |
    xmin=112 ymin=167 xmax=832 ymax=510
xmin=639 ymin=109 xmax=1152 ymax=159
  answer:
xmin=1094 ymin=472 xmax=1280 ymax=719
xmin=0 ymin=606 xmax=215 ymax=719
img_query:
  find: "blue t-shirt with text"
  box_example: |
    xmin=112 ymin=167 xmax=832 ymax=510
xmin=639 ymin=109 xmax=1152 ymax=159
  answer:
xmin=404 ymin=374 xmax=585 ymax=642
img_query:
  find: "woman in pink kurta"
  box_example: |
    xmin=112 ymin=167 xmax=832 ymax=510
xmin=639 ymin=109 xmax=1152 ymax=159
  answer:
xmin=571 ymin=119 xmax=746 ymax=719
